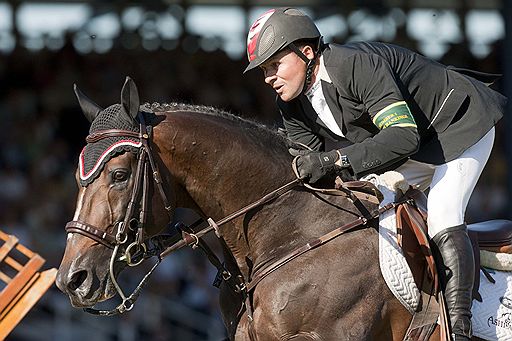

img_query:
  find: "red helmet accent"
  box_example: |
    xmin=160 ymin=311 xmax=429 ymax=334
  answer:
xmin=247 ymin=9 xmax=275 ymax=62
xmin=244 ymin=8 xmax=321 ymax=73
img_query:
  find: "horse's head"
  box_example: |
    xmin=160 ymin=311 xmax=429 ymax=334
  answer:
xmin=56 ymin=77 xmax=173 ymax=310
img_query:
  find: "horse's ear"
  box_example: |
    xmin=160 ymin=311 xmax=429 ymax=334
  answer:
xmin=121 ymin=76 xmax=140 ymax=120
xmin=74 ymin=84 xmax=103 ymax=123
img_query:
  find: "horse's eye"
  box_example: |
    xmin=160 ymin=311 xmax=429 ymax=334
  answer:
xmin=112 ymin=169 xmax=129 ymax=183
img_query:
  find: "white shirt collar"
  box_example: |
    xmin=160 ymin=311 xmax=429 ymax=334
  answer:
xmin=318 ymin=54 xmax=332 ymax=83
xmin=302 ymin=55 xmax=344 ymax=138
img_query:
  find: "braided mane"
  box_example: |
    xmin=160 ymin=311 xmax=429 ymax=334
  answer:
xmin=143 ymin=102 xmax=291 ymax=159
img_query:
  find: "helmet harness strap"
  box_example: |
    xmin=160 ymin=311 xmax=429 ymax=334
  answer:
xmin=288 ymin=37 xmax=324 ymax=94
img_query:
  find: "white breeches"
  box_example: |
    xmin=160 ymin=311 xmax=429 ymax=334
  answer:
xmin=395 ymin=127 xmax=495 ymax=237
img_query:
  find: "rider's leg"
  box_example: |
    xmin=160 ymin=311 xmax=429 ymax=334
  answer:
xmin=431 ymin=225 xmax=474 ymax=340
xmin=427 ymin=127 xmax=495 ymax=340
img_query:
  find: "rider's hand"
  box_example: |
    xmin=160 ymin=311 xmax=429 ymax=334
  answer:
xmin=296 ymin=150 xmax=341 ymax=183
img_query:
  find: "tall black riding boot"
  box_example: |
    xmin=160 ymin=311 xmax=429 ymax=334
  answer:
xmin=432 ymin=224 xmax=474 ymax=341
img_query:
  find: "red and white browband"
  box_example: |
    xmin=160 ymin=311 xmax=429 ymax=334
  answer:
xmin=79 ymin=140 xmax=142 ymax=182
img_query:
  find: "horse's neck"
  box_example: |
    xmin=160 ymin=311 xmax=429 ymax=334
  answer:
xmin=160 ymin=113 xmax=289 ymax=202
xmin=155 ymin=112 xmax=298 ymax=273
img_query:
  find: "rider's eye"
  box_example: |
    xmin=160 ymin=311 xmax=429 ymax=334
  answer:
xmin=112 ymin=169 xmax=129 ymax=183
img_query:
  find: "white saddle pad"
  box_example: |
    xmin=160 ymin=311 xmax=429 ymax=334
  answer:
xmin=367 ymin=173 xmax=420 ymax=314
xmin=367 ymin=172 xmax=512 ymax=341
xmin=473 ymin=269 xmax=512 ymax=341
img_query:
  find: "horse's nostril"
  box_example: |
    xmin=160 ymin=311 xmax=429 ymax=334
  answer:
xmin=68 ymin=270 xmax=88 ymax=291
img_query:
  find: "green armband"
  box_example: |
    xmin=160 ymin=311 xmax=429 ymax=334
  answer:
xmin=372 ymin=101 xmax=417 ymax=130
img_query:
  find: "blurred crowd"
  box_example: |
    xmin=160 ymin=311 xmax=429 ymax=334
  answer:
xmin=0 ymin=31 xmax=509 ymax=339
xmin=0 ymin=38 xmax=278 ymax=260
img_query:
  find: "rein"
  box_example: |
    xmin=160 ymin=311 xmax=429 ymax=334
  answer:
xmin=159 ymin=178 xmax=303 ymax=257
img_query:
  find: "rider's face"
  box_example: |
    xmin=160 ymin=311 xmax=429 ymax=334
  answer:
xmin=260 ymin=47 xmax=310 ymax=102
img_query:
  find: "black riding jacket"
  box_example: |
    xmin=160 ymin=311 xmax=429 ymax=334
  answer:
xmin=278 ymin=42 xmax=506 ymax=177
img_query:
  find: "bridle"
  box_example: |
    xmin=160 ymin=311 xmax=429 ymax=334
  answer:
xmin=65 ymin=112 xmax=174 ymax=315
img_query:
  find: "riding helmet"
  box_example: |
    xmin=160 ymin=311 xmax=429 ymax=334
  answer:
xmin=244 ymin=7 xmax=321 ymax=73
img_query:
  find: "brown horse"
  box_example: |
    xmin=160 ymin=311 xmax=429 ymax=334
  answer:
xmin=56 ymin=77 xmax=433 ymax=340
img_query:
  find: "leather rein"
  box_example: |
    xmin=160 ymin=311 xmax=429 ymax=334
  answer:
xmin=64 ymin=112 xmax=397 ymax=320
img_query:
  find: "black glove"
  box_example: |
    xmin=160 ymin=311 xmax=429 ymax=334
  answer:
xmin=296 ymin=150 xmax=341 ymax=183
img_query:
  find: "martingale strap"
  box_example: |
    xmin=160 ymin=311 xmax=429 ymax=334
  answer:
xmin=159 ymin=179 xmax=303 ymax=258
xmin=246 ymin=201 xmax=400 ymax=292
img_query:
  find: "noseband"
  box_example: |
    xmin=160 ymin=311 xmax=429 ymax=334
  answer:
xmin=65 ymin=112 xmax=174 ymax=315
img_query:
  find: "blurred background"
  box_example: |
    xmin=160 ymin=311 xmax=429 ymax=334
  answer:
xmin=0 ymin=0 xmax=510 ymax=340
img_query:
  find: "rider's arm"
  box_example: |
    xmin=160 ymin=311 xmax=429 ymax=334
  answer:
xmin=337 ymin=53 xmax=420 ymax=177
xmin=277 ymin=97 xmax=324 ymax=152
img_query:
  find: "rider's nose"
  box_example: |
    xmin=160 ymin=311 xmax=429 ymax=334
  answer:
xmin=264 ymin=74 xmax=276 ymax=86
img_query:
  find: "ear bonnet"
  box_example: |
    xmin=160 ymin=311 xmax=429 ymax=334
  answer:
xmin=75 ymin=77 xmax=143 ymax=186
xmin=78 ymin=104 xmax=141 ymax=186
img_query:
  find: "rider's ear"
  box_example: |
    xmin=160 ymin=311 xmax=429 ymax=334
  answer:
xmin=121 ymin=76 xmax=140 ymax=120
xmin=302 ymin=45 xmax=315 ymax=60
xmin=74 ymin=84 xmax=103 ymax=123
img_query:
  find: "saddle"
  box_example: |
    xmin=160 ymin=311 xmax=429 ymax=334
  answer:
xmin=396 ymin=188 xmax=512 ymax=341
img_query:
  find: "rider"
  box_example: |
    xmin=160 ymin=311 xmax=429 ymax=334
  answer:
xmin=243 ymin=7 xmax=506 ymax=341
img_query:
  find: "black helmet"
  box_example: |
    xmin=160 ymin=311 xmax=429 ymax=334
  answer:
xmin=244 ymin=8 xmax=321 ymax=73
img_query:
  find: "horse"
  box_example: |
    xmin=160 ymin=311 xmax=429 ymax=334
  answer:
xmin=56 ymin=77 xmax=437 ymax=340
